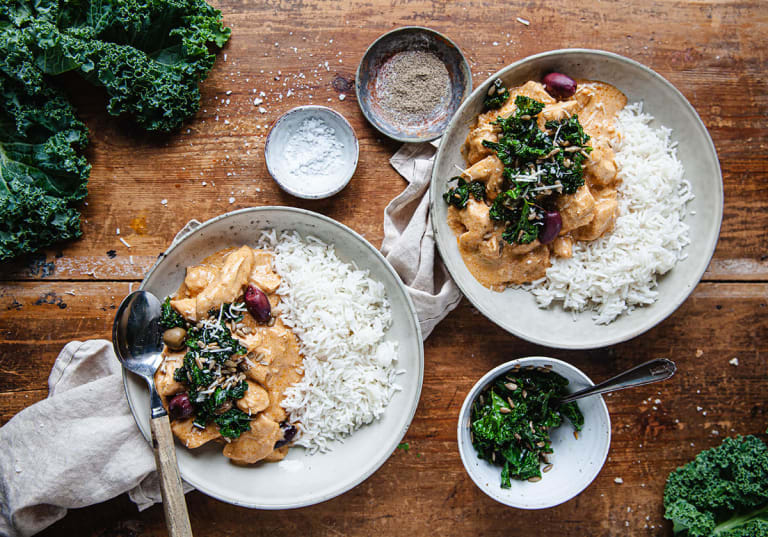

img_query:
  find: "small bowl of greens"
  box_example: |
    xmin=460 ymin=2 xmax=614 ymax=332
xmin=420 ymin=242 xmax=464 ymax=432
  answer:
xmin=457 ymin=357 xmax=611 ymax=509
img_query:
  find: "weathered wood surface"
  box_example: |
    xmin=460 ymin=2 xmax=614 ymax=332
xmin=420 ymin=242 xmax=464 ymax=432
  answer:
xmin=0 ymin=0 xmax=766 ymax=535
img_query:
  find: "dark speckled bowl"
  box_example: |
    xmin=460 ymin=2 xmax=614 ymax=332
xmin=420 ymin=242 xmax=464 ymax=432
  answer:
xmin=355 ymin=26 xmax=472 ymax=143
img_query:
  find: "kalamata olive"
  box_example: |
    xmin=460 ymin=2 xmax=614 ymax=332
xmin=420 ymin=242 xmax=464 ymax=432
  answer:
xmin=244 ymin=284 xmax=271 ymax=323
xmin=542 ymin=72 xmax=577 ymax=99
xmin=539 ymin=211 xmax=562 ymax=244
xmin=274 ymin=423 xmax=298 ymax=448
xmin=168 ymin=393 xmax=194 ymax=420
xmin=162 ymin=327 xmax=187 ymax=350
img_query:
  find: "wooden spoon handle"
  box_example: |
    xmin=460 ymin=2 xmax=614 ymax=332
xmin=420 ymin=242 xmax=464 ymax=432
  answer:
xmin=150 ymin=414 xmax=194 ymax=537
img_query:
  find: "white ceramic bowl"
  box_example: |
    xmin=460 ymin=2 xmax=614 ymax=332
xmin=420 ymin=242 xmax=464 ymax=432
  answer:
xmin=265 ymin=106 xmax=359 ymax=199
xmin=457 ymin=357 xmax=611 ymax=509
xmin=430 ymin=49 xmax=724 ymax=349
xmin=123 ymin=207 xmax=423 ymax=508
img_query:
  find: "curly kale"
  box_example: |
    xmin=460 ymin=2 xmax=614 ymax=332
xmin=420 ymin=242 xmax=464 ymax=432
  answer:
xmin=443 ymin=177 xmax=486 ymax=209
xmin=0 ymin=0 xmax=229 ymax=260
xmin=0 ymin=73 xmax=90 ymax=260
xmin=471 ymin=368 xmax=583 ymax=487
xmin=664 ymin=435 xmax=768 ymax=537
xmin=483 ymin=78 xmax=510 ymax=111
xmin=0 ymin=0 xmax=230 ymax=132
xmin=159 ymin=297 xmax=187 ymax=329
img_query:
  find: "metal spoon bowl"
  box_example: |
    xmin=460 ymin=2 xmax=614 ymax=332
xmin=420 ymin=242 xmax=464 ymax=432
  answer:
xmin=113 ymin=291 xmax=193 ymax=537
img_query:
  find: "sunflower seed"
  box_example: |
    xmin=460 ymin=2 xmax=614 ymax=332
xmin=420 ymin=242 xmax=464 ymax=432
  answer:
xmin=514 ymin=433 xmax=522 ymax=441
xmin=528 ymin=476 xmax=542 ymax=483
xmin=536 ymin=441 xmax=546 ymax=448
xmin=543 ymin=464 xmax=553 ymax=473
xmin=507 ymin=397 xmax=515 ymax=408
xmin=504 ymin=382 xmax=518 ymax=391
xmin=573 ymin=431 xmax=580 ymax=440
xmin=499 ymin=406 xmax=511 ymax=414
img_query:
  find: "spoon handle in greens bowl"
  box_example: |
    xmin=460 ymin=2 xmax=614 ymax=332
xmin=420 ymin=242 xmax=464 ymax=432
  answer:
xmin=557 ymin=358 xmax=677 ymax=405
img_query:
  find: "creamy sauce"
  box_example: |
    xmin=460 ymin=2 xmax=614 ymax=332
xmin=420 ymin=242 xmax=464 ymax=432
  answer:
xmin=452 ymin=79 xmax=627 ymax=290
xmin=155 ymin=246 xmax=303 ymax=464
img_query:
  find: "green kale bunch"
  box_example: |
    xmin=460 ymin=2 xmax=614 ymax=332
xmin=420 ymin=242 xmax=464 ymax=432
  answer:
xmin=664 ymin=434 xmax=768 ymax=536
xmin=0 ymin=0 xmax=230 ymax=260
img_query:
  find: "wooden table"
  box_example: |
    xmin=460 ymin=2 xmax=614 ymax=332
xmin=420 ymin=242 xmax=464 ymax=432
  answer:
xmin=1 ymin=0 xmax=766 ymax=535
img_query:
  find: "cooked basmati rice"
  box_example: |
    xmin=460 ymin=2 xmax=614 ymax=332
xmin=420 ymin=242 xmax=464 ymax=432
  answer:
xmin=528 ymin=103 xmax=694 ymax=323
xmin=256 ymin=230 xmax=401 ymax=452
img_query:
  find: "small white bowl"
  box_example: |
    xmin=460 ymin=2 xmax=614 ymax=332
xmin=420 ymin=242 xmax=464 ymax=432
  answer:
xmin=265 ymin=105 xmax=359 ymax=199
xmin=457 ymin=357 xmax=611 ymax=509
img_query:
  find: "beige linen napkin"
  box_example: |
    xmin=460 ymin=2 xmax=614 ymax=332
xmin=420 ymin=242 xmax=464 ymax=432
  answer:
xmin=0 ymin=144 xmax=461 ymax=536
xmin=382 ymin=142 xmax=462 ymax=339
xmin=0 ymin=340 xmax=166 ymax=537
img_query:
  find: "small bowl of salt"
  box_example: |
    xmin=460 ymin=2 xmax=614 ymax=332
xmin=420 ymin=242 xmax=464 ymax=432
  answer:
xmin=265 ymin=106 xmax=359 ymax=199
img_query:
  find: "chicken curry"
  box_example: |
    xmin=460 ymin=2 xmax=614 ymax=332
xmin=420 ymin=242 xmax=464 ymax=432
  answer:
xmin=154 ymin=245 xmax=303 ymax=465
xmin=445 ymin=76 xmax=627 ymax=290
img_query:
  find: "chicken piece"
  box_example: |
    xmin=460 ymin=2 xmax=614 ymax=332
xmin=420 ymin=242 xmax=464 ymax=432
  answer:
xmin=184 ymin=265 xmax=217 ymax=296
xmin=236 ymin=381 xmax=270 ymax=415
xmin=169 ymin=297 xmax=197 ymax=322
xmin=557 ymin=185 xmax=595 ymax=233
xmin=552 ymin=236 xmax=574 ymax=258
xmin=263 ymin=445 xmax=290 ymax=462
xmin=572 ymin=196 xmax=619 ymax=241
xmin=511 ymin=81 xmax=556 ymax=108
xmin=244 ymin=362 xmax=270 ymax=385
xmin=223 ymin=414 xmax=281 ymax=464
xmin=455 ymin=199 xmax=495 ymax=253
xmin=537 ymin=100 xmax=579 ymax=129
xmin=171 ymin=418 xmax=221 ymax=449
xmin=249 ymin=250 xmax=281 ymax=294
xmin=586 ymin=142 xmax=619 ymax=187
xmin=464 ymin=120 xmax=498 ymax=165
xmin=194 ymin=246 xmax=255 ymax=320
xmin=462 ymin=155 xmax=505 ymax=200
xmin=155 ymin=351 xmax=185 ymax=397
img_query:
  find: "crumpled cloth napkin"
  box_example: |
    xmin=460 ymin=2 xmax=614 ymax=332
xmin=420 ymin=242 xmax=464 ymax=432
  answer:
xmin=383 ymin=142 xmax=462 ymax=338
xmin=0 ymin=142 xmax=461 ymax=536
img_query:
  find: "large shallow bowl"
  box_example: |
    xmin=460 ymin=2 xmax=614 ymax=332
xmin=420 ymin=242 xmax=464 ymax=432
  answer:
xmin=123 ymin=207 xmax=424 ymax=508
xmin=457 ymin=357 xmax=611 ymax=509
xmin=430 ymin=49 xmax=723 ymax=349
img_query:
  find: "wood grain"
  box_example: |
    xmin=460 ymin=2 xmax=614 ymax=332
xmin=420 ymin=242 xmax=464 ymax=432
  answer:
xmin=1 ymin=0 xmax=766 ymax=535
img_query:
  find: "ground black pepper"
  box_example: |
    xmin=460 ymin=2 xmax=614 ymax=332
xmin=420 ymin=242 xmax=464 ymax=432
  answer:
xmin=376 ymin=50 xmax=450 ymax=120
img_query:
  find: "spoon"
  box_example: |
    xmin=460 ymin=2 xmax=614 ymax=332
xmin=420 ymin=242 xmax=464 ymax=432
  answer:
xmin=113 ymin=291 xmax=193 ymax=537
xmin=555 ymin=358 xmax=677 ymax=405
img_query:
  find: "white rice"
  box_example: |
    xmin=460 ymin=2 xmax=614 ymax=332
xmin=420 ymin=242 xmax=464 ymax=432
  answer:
xmin=528 ymin=103 xmax=694 ymax=323
xmin=256 ymin=230 xmax=401 ymax=453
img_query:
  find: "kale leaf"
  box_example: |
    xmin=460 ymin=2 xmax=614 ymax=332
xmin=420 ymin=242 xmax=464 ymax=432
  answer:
xmin=0 ymin=72 xmax=90 ymax=260
xmin=664 ymin=435 xmax=768 ymax=537
xmin=214 ymin=408 xmax=251 ymax=439
xmin=443 ymin=177 xmax=486 ymax=209
xmin=471 ymin=368 xmax=583 ymax=487
xmin=0 ymin=0 xmax=231 ymax=132
xmin=159 ymin=297 xmax=186 ymax=329
xmin=483 ymin=78 xmax=510 ymax=111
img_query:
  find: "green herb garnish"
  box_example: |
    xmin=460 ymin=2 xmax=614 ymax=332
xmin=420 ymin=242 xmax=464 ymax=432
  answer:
xmin=470 ymin=367 xmax=583 ymax=488
xmin=443 ymin=177 xmax=486 ymax=209
xmin=483 ymin=79 xmax=510 ymax=111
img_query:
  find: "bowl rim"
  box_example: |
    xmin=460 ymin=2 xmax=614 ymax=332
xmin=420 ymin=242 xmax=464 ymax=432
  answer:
xmin=355 ymin=25 xmax=473 ymax=143
xmin=456 ymin=356 xmax=611 ymax=509
xmin=123 ymin=206 xmax=424 ymax=509
xmin=430 ymin=48 xmax=724 ymax=349
xmin=264 ymin=105 xmax=360 ymax=200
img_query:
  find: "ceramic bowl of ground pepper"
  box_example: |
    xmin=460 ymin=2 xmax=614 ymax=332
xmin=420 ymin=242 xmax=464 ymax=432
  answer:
xmin=356 ymin=26 xmax=472 ymax=143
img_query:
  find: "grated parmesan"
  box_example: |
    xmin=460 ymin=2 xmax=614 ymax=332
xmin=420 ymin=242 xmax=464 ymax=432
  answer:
xmin=256 ymin=230 xmax=401 ymax=453
xmin=528 ymin=103 xmax=694 ymax=323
